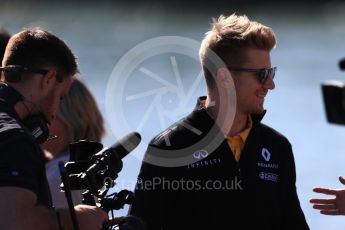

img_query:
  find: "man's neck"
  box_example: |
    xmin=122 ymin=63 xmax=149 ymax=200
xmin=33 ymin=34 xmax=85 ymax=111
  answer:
xmin=207 ymin=107 xmax=248 ymax=137
xmin=228 ymin=112 xmax=248 ymax=137
xmin=14 ymin=101 xmax=31 ymax=120
xmin=205 ymin=95 xmax=248 ymax=137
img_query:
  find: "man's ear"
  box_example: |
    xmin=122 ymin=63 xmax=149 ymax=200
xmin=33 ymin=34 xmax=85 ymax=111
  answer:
xmin=40 ymin=68 xmax=58 ymax=91
xmin=216 ymin=67 xmax=233 ymax=89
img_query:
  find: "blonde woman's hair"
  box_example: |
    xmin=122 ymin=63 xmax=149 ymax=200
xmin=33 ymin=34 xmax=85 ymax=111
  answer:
xmin=57 ymin=78 xmax=105 ymax=143
xmin=199 ymin=13 xmax=276 ymax=89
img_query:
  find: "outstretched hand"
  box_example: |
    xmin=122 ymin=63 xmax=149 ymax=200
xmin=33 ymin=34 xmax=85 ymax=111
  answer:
xmin=310 ymin=176 xmax=345 ymax=215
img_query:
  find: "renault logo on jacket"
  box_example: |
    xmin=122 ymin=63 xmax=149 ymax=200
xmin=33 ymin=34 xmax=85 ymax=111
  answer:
xmin=261 ymin=148 xmax=271 ymax=161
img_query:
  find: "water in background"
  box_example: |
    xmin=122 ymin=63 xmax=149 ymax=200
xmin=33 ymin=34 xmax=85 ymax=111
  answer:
xmin=1 ymin=1 xmax=345 ymax=229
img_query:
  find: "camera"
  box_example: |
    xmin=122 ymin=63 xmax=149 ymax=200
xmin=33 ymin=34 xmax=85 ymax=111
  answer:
xmin=60 ymin=132 xmax=142 ymax=229
xmin=321 ymin=58 xmax=345 ymax=125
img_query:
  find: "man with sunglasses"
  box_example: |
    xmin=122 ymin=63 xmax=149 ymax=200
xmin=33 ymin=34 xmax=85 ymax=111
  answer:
xmin=130 ymin=13 xmax=309 ymax=229
xmin=0 ymin=29 xmax=108 ymax=229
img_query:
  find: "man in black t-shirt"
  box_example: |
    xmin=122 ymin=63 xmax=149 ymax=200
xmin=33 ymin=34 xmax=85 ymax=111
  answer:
xmin=0 ymin=29 xmax=108 ymax=230
xmin=0 ymin=102 xmax=52 ymax=206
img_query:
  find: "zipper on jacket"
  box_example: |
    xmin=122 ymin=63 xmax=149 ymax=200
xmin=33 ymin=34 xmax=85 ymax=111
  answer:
xmin=237 ymin=164 xmax=242 ymax=179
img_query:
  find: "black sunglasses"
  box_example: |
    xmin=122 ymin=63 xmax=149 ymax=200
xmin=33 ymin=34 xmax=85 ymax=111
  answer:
xmin=0 ymin=65 xmax=61 ymax=83
xmin=0 ymin=65 xmax=48 ymax=75
xmin=228 ymin=66 xmax=277 ymax=83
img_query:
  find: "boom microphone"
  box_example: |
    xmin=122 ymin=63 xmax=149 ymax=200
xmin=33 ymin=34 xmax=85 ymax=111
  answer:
xmin=88 ymin=132 xmax=142 ymax=174
xmin=95 ymin=132 xmax=141 ymax=161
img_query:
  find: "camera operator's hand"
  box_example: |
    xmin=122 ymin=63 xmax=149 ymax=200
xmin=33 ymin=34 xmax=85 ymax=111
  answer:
xmin=59 ymin=204 xmax=108 ymax=230
xmin=310 ymin=176 xmax=345 ymax=215
xmin=75 ymin=204 xmax=108 ymax=230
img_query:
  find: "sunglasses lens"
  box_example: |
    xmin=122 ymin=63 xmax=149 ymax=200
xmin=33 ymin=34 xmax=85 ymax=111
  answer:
xmin=258 ymin=69 xmax=268 ymax=83
xmin=271 ymin=68 xmax=276 ymax=80
xmin=259 ymin=68 xmax=276 ymax=83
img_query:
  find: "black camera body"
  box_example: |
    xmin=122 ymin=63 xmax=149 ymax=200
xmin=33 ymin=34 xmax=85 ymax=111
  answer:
xmin=62 ymin=140 xmax=132 ymax=212
xmin=321 ymin=58 xmax=345 ymax=125
xmin=322 ymin=80 xmax=345 ymax=125
xmin=61 ymin=132 xmax=141 ymax=213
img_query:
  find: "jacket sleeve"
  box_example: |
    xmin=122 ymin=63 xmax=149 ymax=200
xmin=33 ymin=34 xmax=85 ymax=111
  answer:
xmin=281 ymin=141 xmax=310 ymax=230
xmin=128 ymin=146 xmax=174 ymax=230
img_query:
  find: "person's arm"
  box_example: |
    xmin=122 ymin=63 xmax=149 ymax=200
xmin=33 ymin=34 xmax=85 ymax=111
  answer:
xmin=0 ymin=186 xmax=108 ymax=230
xmin=310 ymin=176 xmax=345 ymax=215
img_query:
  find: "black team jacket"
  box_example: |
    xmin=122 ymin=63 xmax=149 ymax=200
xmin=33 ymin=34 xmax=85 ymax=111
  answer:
xmin=129 ymin=97 xmax=309 ymax=230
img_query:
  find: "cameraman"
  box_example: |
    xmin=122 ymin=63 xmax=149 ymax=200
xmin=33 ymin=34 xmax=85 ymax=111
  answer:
xmin=0 ymin=28 xmax=108 ymax=229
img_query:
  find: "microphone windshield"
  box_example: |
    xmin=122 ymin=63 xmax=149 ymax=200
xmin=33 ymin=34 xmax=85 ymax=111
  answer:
xmin=109 ymin=132 xmax=141 ymax=159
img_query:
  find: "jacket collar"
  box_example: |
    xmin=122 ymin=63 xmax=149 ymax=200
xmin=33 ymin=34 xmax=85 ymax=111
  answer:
xmin=193 ymin=96 xmax=266 ymax=126
xmin=0 ymin=83 xmax=24 ymax=106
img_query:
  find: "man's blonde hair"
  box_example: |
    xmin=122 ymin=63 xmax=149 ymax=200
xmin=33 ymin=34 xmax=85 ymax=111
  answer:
xmin=199 ymin=13 xmax=276 ymax=89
